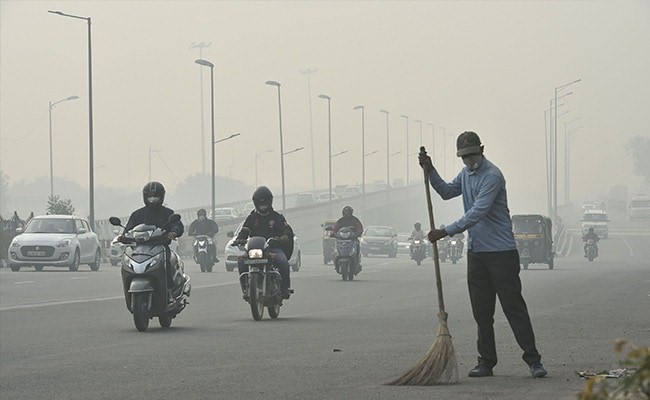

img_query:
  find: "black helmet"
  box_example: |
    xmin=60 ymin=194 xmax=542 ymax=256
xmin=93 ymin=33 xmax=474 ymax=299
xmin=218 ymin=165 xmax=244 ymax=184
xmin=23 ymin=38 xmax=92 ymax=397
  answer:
xmin=252 ymin=186 xmax=273 ymax=215
xmin=342 ymin=206 xmax=353 ymax=217
xmin=414 ymin=222 xmax=421 ymax=230
xmin=588 ymin=227 xmax=594 ymax=233
xmin=142 ymin=181 xmax=165 ymax=207
xmin=197 ymin=208 xmax=207 ymax=217
xmin=456 ymin=131 xmax=484 ymax=157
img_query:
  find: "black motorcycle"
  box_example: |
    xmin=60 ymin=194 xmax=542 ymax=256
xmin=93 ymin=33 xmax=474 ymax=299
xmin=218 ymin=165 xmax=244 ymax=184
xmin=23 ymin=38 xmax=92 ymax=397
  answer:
xmin=437 ymin=239 xmax=450 ymax=263
xmin=109 ymin=215 xmax=191 ymax=332
xmin=449 ymin=238 xmax=464 ymax=265
xmin=236 ymin=236 xmax=288 ymax=321
xmin=192 ymin=234 xmax=214 ymax=272
xmin=329 ymin=226 xmax=361 ymax=281
xmin=584 ymin=239 xmax=598 ymax=262
xmin=410 ymin=238 xmax=426 ymax=266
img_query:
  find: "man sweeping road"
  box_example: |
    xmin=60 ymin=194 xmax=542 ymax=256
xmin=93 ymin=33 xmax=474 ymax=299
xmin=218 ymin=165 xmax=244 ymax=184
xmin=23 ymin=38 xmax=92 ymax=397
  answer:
xmin=419 ymin=131 xmax=547 ymax=379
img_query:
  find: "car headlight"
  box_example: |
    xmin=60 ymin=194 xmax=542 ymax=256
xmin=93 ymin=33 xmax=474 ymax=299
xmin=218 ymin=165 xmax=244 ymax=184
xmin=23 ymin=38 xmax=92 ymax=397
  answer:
xmin=248 ymin=249 xmax=263 ymax=259
xmin=57 ymin=238 xmax=73 ymax=248
xmin=11 ymin=240 xmax=20 ymax=247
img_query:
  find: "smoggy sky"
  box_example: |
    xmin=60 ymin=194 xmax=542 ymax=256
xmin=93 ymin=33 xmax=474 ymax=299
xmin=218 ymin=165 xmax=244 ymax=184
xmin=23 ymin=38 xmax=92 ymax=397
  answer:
xmin=1 ymin=0 xmax=649 ymax=215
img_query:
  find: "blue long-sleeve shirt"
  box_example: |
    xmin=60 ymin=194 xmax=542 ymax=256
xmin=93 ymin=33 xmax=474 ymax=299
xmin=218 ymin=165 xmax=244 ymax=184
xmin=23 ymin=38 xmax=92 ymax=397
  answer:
xmin=427 ymin=157 xmax=516 ymax=252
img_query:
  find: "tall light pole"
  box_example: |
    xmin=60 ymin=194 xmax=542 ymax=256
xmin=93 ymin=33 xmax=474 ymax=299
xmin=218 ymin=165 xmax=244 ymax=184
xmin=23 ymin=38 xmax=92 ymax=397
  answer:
xmin=255 ymin=149 xmax=273 ymax=188
xmin=194 ymin=59 xmax=215 ymax=219
xmin=353 ymin=105 xmax=365 ymax=194
xmin=545 ymin=95 xmax=570 ymax=217
xmin=400 ymin=115 xmax=409 ymax=184
xmin=553 ymin=78 xmax=581 ymax=219
xmin=300 ymin=68 xmax=318 ymax=190
xmin=48 ymin=95 xmax=78 ymax=199
xmin=564 ymin=118 xmax=581 ymax=205
xmin=380 ymin=109 xmax=390 ymax=185
xmin=266 ymin=80 xmax=286 ymax=210
xmin=49 ymin=10 xmax=95 ymax=229
xmin=318 ymin=94 xmax=332 ymax=202
xmin=427 ymin=122 xmax=435 ymax=164
xmin=414 ymin=119 xmax=423 ymax=147
xmin=190 ymin=41 xmax=212 ymax=175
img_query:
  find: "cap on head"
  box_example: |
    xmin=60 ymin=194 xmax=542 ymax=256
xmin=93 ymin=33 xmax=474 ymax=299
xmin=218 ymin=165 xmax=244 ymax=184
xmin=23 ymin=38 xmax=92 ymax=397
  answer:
xmin=456 ymin=131 xmax=483 ymax=157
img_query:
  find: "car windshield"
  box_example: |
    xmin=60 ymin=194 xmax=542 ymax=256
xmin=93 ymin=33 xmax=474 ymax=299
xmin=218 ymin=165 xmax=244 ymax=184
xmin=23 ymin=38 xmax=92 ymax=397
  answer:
xmin=397 ymin=234 xmax=411 ymax=242
xmin=365 ymin=227 xmax=392 ymax=237
xmin=513 ymin=218 xmax=543 ymax=234
xmin=583 ymin=213 xmax=608 ymax=221
xmin=24 ymin=218 xmax=75 ymax=234
xmin=631 ymin=199 xmax=650 ymax=207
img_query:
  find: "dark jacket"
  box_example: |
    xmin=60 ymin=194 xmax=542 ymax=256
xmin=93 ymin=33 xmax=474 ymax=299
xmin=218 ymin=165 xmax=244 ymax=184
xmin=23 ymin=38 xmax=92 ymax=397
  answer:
xmin=237 ymin=209 xmax=294 ymax=259
xmin=125 ymin=205 xmax=184 ymax=237
xmin=334 ymin=215 xmax=363 ymax=235
xmin=188 ymin=218 xmax=219 ymax=237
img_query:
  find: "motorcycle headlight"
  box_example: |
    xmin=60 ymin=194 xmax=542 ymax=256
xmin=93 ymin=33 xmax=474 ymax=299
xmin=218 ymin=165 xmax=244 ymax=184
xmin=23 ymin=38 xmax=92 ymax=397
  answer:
xmin=451 ymin=240 xmax=457 ymax=245
xmin=248 ymin=249 xmax=263 ymax=259
xmin=57 ymin=238 xmax=73 ymax=248
xmin=360 ymin=238 xmax=366 ymax=244
xmin=414 ymin=240 xmax=421 ymax=244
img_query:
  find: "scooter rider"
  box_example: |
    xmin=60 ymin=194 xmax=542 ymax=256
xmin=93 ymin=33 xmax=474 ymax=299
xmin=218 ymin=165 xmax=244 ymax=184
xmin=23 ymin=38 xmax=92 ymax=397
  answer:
xmin=232 ymin=186 xmax=294 ymax=299
xmin=333 ymin=206 xmax=363 ymax=266
xmin=582 ymin=227 xmax=600 ymax=256
xmin=188 ymin=208 xmax=220 ymax=263
xmin=122 ymin=181 xmax=185 ymax=299
xmin=410 ymin=222 xmax=426 ymax=258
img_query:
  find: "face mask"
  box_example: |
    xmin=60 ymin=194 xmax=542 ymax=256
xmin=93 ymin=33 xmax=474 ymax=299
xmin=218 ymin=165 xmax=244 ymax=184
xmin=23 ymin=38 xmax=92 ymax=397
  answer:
xmin=198 ymin=215 xmax=206 ymax=221
xmin=462 ymin=154 xmax=483 ymax=171
xmin=147 ymin=196 xmax=161 ymax=204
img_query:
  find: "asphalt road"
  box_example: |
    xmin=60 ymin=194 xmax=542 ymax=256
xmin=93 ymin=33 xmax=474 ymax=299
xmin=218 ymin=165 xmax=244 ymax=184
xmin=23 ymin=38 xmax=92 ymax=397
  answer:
xmin=1 ymin=221 xmax=648 ymax=400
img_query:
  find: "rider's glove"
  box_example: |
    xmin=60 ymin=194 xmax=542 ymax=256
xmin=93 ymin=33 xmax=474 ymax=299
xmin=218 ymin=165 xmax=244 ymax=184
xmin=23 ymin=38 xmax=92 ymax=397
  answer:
xmin=167 ymin=232 xmax=178 ymax=240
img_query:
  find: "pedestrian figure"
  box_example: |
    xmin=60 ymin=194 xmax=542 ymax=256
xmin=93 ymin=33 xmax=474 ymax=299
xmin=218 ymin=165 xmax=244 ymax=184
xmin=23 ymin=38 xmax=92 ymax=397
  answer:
xmin=418 ymin=131 xmax=547 ymax=378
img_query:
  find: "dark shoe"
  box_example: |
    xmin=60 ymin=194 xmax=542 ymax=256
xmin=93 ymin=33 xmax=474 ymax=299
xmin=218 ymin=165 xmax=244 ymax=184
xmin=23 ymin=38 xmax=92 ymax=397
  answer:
xmin=281 ymin=288 xmax=294 ymax=299
xmin=468 ymin=364 xmax=493 ymax=377
xmin=530 ymin=362 xmax=547 ymax=378
xmin=214 ymin=257 xmax=220 ymax=263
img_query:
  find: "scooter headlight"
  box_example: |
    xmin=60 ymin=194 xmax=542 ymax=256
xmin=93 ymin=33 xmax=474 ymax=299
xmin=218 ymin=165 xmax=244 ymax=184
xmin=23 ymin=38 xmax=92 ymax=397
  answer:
xmin=248 ymin=249 xmax=263 ymax=259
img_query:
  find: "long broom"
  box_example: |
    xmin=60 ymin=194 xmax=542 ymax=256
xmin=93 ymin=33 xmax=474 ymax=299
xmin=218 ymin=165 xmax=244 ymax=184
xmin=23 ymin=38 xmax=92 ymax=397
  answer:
xmin=388 ymin=146 xmax=459 ymax=385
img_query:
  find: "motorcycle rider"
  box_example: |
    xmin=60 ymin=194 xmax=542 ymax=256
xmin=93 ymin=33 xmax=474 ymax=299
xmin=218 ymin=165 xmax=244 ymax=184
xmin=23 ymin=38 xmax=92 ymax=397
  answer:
xmin=333 ymin=206 xmax=364 ymax=267
xmin=122 ymin=181 xmax=185 ymax=301
xmin=582 ymin=227 xmax=600 ymax=257
xmin=437 ymin=224 xmax=451 ymax=260
xmin=232 ymin=186 xmax=294 ymax=299
xmin=188 ymin=208 xmax=220 ymax=263
xmin=410 ymin=222 xmax=426 ymax=259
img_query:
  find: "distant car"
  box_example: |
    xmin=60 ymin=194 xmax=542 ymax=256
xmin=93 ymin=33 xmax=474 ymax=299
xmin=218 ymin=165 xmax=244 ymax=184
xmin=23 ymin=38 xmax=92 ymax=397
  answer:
xmin=109 ymin=228 xmax=126 ymax=266
xmin=316 ymin=192 xmax=338 ymax=203
xmin=360 ymin=225 xmax=398 ymax=257
xmin=242 ymin=202 xmax=255 ymax=214
xmin=224 ymin=222 xmax=301 ymax=272
xmin=629 ymin=195 xmax=650 ymax=221
xmin=211 ymin=207 xmax=239 ymax=222
xmin=341 ymin=186 xmax=362 ymax=198
xmin=581 ymin=209 xmax=609 ymax=239
xmin=7 ymin=215 xmax=102 ymax=272
xmin=396 ymin=233 xmax=412 ymax=255
xmin=295 ymin=192 xmax=317 ymax=207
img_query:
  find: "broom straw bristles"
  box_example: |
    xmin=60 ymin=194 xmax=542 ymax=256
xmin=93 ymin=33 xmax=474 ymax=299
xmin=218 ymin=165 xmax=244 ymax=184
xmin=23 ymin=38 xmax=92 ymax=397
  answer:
xmin=388 ymin=312 xmax=459 ymax=385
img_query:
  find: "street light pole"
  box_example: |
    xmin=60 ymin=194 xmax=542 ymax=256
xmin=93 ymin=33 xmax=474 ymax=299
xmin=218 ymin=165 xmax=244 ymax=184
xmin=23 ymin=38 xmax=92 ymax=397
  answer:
xmin=318 ymin=94 xmax=332 ymax=202
xmin=48 ymin=95 xmax=78 ymax=199
xmin=194 ymin=59 xmax=215 ymax=219
xmin=380 ymin=109 xmax=389 ymax=186
xmin=400 ymin=115 xmax=409 ymax=184
xmin=427 ymin=122 xmax=435 ymax=164
xmin=300 ymin=68 xmax=318 ymax=191
xmin=266 ymin=81 xmax=286 ymax=210
xmin=190 ymin=42 xmax=212 ymax=175
xmin=49 ymin=10 xmax=95 ymax=229
xmin=353 ymin=105 xmax=365 ymax=194
xmin=553 ymin=78 xmax=581 ymax=219
xmin=255 ymin=149 xmax=273 ymax=188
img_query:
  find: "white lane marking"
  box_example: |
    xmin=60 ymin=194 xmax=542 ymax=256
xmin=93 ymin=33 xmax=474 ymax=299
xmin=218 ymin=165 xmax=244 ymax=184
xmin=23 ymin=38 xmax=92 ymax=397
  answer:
xmin=71 ymin=277 xmax=88 ymax=280
xmin=14 ymin=281 xmax=36 ymax=285
xmin=616 ymin=234 xmax=634 ymax=257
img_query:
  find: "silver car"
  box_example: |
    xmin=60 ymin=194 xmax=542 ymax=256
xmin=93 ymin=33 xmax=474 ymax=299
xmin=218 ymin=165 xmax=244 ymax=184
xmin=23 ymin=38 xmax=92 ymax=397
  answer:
xmin=224 ymin=222 xmax=301 ymax=272
xmin=7 ymin=215 xmax=102 ymax=272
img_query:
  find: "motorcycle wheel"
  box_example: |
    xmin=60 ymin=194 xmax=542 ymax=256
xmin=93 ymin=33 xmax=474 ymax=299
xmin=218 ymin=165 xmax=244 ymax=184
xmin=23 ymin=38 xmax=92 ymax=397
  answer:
xmin=522 ymin=263 xmax=529 ymax=270
xmin=548 ymin=258 xmax=554 ymax=270
xmin=249 ymin=276 xmax=264 ymax=321
xmin=416 ymin=259 xmax=421 ymax=266
xmin=132 ymin=293 xmax=149 ymax=332
xmin=451 ymin=257 xmax=457 ymax=265
xmin=347 ymin=265 xmax=355 ymax=281
xmin=341 ymin=262 xmax=349 ymax=281
xmin=158 ymin=313 xmax=172 ymax=328
xmin=268 ymin=304 xmax=280 ymax=319
xmin=588 ymin=257 xmax=593 ymax=262
xmin=198 ymin=253 xmax=208 ymax=273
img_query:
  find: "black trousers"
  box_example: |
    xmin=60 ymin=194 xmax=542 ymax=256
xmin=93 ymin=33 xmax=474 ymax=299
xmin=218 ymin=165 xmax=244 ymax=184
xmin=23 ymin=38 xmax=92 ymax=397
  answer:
xmin=467 ymin=249 xmax=541 ymax=368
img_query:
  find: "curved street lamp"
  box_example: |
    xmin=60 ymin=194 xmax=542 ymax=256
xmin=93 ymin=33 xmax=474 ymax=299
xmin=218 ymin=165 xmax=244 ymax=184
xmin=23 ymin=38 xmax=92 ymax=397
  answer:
xmin=48 ymin=95 xmax=79 ymax=198
xmin=380 ymin=109 xmax=390 ymax=186
xmin=194 ymin=59 xmax=216 ymax=219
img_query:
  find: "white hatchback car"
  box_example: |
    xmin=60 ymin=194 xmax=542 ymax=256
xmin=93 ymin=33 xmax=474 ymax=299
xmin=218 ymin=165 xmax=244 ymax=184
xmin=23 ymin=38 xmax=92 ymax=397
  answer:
xmin=7 ymin=215 xmax=102 ymax=272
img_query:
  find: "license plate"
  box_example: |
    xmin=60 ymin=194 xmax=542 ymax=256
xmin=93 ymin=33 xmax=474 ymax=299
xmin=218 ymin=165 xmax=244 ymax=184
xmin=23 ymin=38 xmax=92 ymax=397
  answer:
xmin=370 ymin=247 xmax=380 ymax=251
xmin=244 ymin=259 xmax=267 ymax=265
xmin=27 ymin=251 xmax=46 ymax=256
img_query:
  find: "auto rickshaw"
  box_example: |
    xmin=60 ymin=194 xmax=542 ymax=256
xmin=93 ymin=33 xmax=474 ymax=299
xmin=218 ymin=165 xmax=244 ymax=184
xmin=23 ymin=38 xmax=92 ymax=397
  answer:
xmin=511 ymin=214 xmax=554 ymax=270
xmin=321 ymin=220 xmax=337 ymax=264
